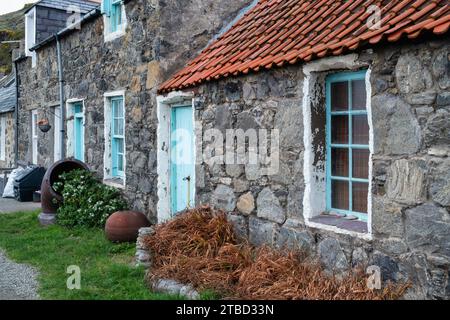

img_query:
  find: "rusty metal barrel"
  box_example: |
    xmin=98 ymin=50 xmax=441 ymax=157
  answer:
xmin=38 ymin=159 xmax=89 ymax=225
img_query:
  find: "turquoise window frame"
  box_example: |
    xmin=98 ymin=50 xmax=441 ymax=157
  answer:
xmin=111 ymin=97 xmax=125 ymax=178
xmin=326 ymin=70 xmax=369 ymax=222
xmin=73 ymin=102 xmax=84 ymax=162
xmin=110 ymin=0 xmax=123 ymax=33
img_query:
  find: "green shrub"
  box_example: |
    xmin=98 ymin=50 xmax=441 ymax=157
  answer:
xmin=53 ymin=169 xmax=127 ymax=228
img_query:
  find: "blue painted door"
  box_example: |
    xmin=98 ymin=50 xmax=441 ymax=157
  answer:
xmin=73 ymin=103 xmax=84 ymax=161
xmin=170 ymin=106 xmax=195 ymax=215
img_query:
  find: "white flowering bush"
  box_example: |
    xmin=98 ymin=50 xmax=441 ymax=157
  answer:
xmin=53 ymin=169 xmax=127 ymax=228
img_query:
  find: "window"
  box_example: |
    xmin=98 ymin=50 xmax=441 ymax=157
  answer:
xmin=101 ymin=0 xmax=126 ymax=39
xmin=326 ymin=70 xmax=369 ymax=222
xmin=0 ymin=115 xmax=6 ymax=161
xmin=111 ymin=97 xmax=125 ymax=177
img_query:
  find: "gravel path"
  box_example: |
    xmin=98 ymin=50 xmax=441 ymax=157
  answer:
xmin=0 ymin=249 xmax=39 ymax=300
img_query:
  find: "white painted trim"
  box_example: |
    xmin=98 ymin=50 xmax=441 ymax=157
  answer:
xmin=103 ymin=2 xmax=128 ymax=43
xmin=103 ymin=90 xmax=126 ymax=188
xmin=156 ymin=91 xmax=195 ymax=223
xmin=65 ymin=99 xmax=85 ymax=162
xmin=0 ymin=115 xmax=6 ymax=161
xmin=24 ymin=8 xmax=37 ymax=67
xmin=301 ymin=54 xmax=373 ymax=239
xmin=31 ymin=109 xmax=38 ymax=164
xmin=53 ymin=106 xmax=62 ymax=162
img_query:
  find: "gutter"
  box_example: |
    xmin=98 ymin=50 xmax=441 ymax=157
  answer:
xmin=30 ymin=8 xmax=101 ymax=52
xmin=56 ymin=34 xmax=66 ymax=160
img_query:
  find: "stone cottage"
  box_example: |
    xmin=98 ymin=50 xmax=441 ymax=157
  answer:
xmin=14 ymin=0 xmax=450 ymax=299
xmin=0 ymin=74 xmax=16 ymax=169
xmin=14 ymin=0 xmax=255 ymax=215
xmin=157 ymin=0 xmax=450 ymax=299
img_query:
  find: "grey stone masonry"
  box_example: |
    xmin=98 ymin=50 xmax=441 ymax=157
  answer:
xmin=16 ymin=0 xmax=254 ymax=223
xmin=192 ymin=39 xmax=450 ymax=299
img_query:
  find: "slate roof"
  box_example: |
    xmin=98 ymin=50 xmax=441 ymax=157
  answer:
xmin=25 ymin=0 xmax=100 ymax=15
xmin=0 ymin=75 xmax=16 ymax=114
xmin=159 ymin=0 xmax=450 ymax=93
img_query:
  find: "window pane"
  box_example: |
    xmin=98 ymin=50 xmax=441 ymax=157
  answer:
xmin=352 ymin=149 xmax=369 ymax=179
xmin=114 ymin=119 xmax=119 ymax=135
xmin=331 ymin=148 xmax=349 ymax=177
xmin=117 ymin=138 xmax=124 ymax=153
xmin=352 ymin=80 xmax=366 ymax=110
xmin=331 ymin=81 xmax=348 ymax=111
xmin=331 ymin=180 xmax=349 ymax=210
xmin=113 ymin=101 xmax=119 ymax=117
xmin=118 ymin=153 xmax=123 ymax=172
xmin=352 ymin=115 xmax=369 ymax=145
xmin=353 ymin=182 xmax=368 ymax=213
xmin=331 ymin=115 xmax=348 ymax=144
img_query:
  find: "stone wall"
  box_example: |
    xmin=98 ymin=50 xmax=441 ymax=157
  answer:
xmin=191 ymin=39 xmax=450 ymax=299
xmin=16 ymin=0 xmax=253 ymax=222
xmin=0 ymin=112 xmax=15 ymax=168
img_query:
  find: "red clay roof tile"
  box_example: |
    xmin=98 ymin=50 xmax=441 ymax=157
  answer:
xmin=159 ymin=0 xmax=450 ymax=93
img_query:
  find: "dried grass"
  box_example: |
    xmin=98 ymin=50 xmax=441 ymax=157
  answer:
xmin=143 ymin=206 xmax=408 ymax=300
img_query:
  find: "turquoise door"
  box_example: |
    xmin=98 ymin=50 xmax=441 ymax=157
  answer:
xmin=73 ymin=103 xmax=84 ymax=161
xmin=170 ymin=106 xmax=195 ymax=215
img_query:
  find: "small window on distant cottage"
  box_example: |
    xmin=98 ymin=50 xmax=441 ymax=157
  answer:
xmin=111 ymin=97 xmax=125 ymax=178
xmin=101 ymin=0 xmax=126 ymax=37
xmin=0 ymin=115 xmax=6 ymax=161
xmin=326 ymin=71 xmax=369 ymax=222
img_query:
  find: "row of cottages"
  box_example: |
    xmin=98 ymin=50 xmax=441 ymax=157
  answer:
xmin=13 ymin=0 xmax=450 ymax=299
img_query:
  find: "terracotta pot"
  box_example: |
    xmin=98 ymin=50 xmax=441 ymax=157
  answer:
xmin=105 ymin=211 xmax=151 ymax=243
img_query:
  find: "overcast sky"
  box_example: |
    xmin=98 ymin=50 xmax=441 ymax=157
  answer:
xmin=0 ymin=0 xmax=38 ymax=16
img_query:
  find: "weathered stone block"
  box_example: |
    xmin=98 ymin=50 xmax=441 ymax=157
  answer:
xmin=372 ymin=94 xmax=421 ymax=155
xmin=395 ymin=53 xmax=433 ymax=94
xmin=211 ymin=184 xmax=236 ymax=212
xmin=248 ymin=217 xmax=277 ymax=246
xmin=227 ymin=213 xmax=248 ymax=239
xmin=318 ymin=238 xmax=349 ymax=273
xmin=406 ymin=91 xmax=436 ymax=105
xmin=256 ymin=187 xmax=286 ymax=224
xmin=275 ymin=227 xmax=314 ymax=253
xmin=236 ymin=192 xmax=255 ymax=215
xmin=429 ymin=159 xmax=450 ymax=206
xmin=424 ymin=110 xmax=450 ymax=147
xmin=386 ymin=159 xmax=427 ymax=205
xmin=405 ymin=203 xmax=450 ymax=258
xmin=371 ymin=197 xmax=404 ymax=237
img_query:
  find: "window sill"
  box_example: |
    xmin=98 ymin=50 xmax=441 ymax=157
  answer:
xmin=104 ymin=29 xmax=126 ymax=43
xmin=307 ymin=213 xmax=371 ymax=240
xmin=103 ymin=177 xmax=125 ymax=189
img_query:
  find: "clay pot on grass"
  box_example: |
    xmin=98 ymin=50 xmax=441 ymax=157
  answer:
xmin=105 ymin=211 xmax=151 ymax=243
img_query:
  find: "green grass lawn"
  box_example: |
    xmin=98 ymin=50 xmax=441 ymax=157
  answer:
xmin=0 ymin=210 xmax=180 ymax=300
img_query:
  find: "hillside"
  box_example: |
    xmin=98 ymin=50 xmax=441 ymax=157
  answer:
xmin=0 ymin=3 xmax=34 ymax=75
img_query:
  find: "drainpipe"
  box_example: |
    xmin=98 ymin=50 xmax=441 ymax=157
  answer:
xmin=56 ymin=34 xmax=66 ymax=159
xmin=13 ymin=60 xmax=19 ymax=167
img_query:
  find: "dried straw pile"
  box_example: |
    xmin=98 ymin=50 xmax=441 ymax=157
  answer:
xmin=143 ymin=206 xmax=408 ymax=300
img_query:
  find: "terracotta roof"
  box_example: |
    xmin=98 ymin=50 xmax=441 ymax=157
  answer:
xmin=159 ymin=0 xmax=450 ymax=93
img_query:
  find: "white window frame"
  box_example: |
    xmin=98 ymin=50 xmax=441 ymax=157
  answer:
xmin=0 ymin=115 xmax=6 ymax=161
xmin=31 ymin=110 xmax=38 ymax=164
xmin=103 ymin=0 xmax=127 ymax=42
xmin=25 ymin=8 xmax=37 ymax=68
xmin=302 ymin=54 xmax=373 ymax=240
xmin=103 ymin=90 xmax=126 ymax=188
xmin=54 ymin=106 xmax=62 ymax=162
